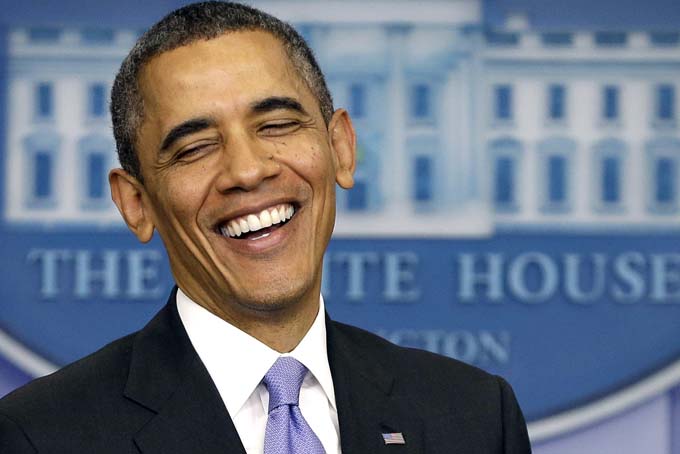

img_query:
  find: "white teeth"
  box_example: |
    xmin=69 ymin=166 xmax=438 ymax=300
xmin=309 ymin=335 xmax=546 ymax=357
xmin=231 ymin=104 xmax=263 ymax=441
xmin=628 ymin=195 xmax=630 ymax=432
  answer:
xmin=247 ymin=214 xmax=261 ymax=231
xmin=221 ymin=203 xmax=295 ymax=238
xmin=230 ymin=220 xmax=241 ymax=237
xmin=260 ymin=209 xmax=272 ymax=228
xmin=271 ymin=208 xmax=281 ymax=224
xmin=239 ymin=218 xmax=250 ymax=234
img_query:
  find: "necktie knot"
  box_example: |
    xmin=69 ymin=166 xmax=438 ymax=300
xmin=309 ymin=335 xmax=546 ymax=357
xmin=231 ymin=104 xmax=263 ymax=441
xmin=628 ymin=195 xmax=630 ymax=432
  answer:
xmin=263 ymin=357 xmax=308 ymax=412
xmin=262 ymin=356 xmax=325 ymax=453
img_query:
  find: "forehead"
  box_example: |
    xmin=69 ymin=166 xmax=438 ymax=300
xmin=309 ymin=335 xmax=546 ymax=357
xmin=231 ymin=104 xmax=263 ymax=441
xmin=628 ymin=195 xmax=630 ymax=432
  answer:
xmin=138 ymin=30 xmax=309 ymax=119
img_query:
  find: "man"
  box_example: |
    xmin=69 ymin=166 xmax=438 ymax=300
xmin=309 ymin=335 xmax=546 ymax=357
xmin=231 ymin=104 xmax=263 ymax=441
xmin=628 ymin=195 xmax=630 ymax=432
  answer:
xmin=0 ymin=2 xmax=531 ymax=453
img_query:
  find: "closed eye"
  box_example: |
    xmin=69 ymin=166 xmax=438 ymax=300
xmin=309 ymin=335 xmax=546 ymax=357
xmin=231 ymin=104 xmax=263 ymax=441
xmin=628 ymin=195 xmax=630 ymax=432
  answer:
xmin=259 ymin=121 xmax=301 ymax=136
xmin=175 ymin=142 xmax=219 ymax=161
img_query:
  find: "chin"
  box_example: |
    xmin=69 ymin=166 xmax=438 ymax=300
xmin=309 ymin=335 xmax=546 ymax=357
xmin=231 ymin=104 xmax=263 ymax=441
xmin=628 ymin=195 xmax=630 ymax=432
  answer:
xmin=229 ymin=279 xmax=316 ymax=315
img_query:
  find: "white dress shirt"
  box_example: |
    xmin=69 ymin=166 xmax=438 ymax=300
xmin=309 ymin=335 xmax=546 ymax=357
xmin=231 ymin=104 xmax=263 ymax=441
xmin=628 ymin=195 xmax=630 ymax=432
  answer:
xmin=176 ymin=289 xmax=341 ymax=454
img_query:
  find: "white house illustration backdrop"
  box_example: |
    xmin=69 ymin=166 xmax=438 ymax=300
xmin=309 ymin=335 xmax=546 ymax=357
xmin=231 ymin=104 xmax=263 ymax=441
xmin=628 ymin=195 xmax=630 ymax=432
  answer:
xmin=6 ymin=3 xmax=679 ymax=234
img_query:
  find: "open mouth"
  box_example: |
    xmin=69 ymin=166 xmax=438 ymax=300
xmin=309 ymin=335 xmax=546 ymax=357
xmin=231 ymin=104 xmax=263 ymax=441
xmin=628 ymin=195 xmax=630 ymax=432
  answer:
xmin=218 ymin=203 xmax=296 ymax=240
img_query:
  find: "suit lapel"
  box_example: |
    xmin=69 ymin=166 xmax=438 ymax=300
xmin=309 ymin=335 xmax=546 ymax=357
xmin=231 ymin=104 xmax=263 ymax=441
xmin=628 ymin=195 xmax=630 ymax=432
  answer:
xmin=327 ymin=316 xmax=424 ymax=453
xmin=123 ymin=289 xmax=246 ymax=454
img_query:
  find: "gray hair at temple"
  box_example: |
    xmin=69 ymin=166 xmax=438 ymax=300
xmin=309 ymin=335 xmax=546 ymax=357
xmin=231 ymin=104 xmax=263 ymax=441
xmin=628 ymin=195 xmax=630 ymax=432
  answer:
xmin=110 ymin=1 xmax=334 ymax=183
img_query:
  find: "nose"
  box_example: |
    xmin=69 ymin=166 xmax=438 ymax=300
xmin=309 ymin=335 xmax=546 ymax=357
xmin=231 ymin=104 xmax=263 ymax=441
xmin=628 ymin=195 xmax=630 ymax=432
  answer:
xmin=215 ymin=133 xmax=281 ymax=192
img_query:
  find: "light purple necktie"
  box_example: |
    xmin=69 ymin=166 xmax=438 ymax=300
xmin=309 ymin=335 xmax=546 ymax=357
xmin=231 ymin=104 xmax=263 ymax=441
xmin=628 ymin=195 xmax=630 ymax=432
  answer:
xmin=262 ymin=357 xmax=326 ymax=454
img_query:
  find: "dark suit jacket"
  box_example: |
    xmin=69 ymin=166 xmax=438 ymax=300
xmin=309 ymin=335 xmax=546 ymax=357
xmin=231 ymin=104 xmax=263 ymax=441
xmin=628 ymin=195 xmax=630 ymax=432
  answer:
xmin=0 ymin=290 xmax=531 ymax=453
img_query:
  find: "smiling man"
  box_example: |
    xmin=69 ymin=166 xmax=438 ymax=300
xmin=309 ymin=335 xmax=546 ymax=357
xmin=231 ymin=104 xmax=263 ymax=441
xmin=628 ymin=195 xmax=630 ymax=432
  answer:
xmin=111 ymin=28 xmax=353 ymax=355
xmin=0 ymin=2 xmax=530 ymax=453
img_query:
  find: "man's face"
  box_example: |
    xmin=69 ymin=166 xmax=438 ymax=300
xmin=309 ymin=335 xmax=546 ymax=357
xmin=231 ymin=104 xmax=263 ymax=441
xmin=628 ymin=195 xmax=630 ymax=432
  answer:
xmin=115 ymin=31 xmax=355 ymax=321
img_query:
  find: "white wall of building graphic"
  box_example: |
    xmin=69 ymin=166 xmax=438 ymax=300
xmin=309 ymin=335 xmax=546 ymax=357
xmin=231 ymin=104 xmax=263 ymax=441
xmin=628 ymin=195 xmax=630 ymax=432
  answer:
xmin=5 ymin=28 xmax=132 ymax=226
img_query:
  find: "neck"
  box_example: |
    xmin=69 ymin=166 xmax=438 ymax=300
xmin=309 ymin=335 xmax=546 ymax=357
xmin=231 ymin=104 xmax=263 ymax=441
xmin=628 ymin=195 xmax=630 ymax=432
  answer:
xmin=241 ymin=304 xmax=319 ymax=353
xmin=180 ymin=284 xmax=321 ymax=353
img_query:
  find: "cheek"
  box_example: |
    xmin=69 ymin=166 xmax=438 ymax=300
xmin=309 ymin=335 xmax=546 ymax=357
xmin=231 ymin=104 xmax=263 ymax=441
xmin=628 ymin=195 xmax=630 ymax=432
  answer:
xmin=279 ymin=140 xmax=335 ymax=183
xmin=155 ymin=172 xmax=209 ymax=223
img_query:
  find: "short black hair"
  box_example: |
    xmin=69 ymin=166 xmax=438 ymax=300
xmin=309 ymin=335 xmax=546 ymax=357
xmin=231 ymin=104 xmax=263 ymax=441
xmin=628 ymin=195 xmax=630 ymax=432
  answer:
xmin=110 ymin=1 xmax=333 ymax=182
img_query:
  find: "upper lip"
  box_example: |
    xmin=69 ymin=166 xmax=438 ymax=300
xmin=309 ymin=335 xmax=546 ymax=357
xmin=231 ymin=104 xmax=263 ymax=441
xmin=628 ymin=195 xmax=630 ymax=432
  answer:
xmin=211 ymin=198 xmax=300 ymax=231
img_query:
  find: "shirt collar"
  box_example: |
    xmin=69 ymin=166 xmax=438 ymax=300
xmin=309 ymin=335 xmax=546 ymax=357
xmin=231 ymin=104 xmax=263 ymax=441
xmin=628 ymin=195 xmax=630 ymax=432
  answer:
xmin=176 ymin=288 xmax=336 ymax=417
xmin=289 ymin=296 xmax=336 ymax=411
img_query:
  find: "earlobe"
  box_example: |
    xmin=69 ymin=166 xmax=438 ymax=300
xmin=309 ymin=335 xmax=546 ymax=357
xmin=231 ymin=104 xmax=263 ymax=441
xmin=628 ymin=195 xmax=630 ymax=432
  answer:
xmin=109 ymin=169 xmax=155 ymax=243
xmin=329 ymin=109 xmax=356 ymax=189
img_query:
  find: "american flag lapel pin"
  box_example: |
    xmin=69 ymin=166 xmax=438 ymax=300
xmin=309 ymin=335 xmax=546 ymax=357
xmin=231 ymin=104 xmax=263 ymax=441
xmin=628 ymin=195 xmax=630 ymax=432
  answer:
xmin=382 ymin=432 xmax=406 ymax=445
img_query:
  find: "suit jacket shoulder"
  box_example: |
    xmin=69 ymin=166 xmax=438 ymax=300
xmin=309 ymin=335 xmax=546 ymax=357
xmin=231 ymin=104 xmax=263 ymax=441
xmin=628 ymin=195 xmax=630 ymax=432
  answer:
xmin=0 ymin=331 xmax=149 ymax=453
xmin=0 ymin=292 xmax=243 ymax=454
xmin=332 ymin=319 xmax=498 ymax=389
xmin=327 ymin=320 xmax=531 ymax=453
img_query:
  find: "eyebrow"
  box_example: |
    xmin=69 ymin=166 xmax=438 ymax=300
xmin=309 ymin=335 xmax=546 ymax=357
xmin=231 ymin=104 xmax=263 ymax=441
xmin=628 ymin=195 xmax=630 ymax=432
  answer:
xmin=250 ymin=96 xmax=309 ymax=116
xmin=158 ymin=97 xmax=307 ymax=153
xmin=159 ymin=117 xmax=217 ymax=153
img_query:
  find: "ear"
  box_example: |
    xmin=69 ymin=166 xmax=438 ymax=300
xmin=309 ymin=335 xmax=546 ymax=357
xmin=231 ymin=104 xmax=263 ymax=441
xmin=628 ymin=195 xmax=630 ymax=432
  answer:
xmin=109 ymin=168 xmax=155 ymax=243
xmin=328 ymin=109 xmax=356 ymax=189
